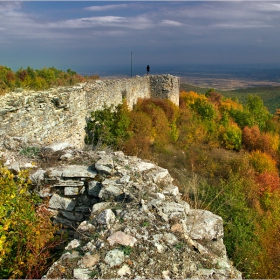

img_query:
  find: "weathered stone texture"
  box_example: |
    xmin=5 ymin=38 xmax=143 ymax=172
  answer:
xmin=0 ymin=75 xmax=179 ymax=148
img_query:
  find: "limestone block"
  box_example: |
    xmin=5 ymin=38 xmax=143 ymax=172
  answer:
xmin=81 ymin=254 xmax=100 ymax=268
xmin=65 ymin=239 xmax=81 ymax=250
xmin=95 ymin=155 xmax=114 ymax=175
xmin=30 ymin=169 xmax=46 ymax=185
xmin=77 ymin=221 xmax=95 ymax=232
xmin=73 ymin=268 xmax=91 ymax=280
xmin=62 ymin=165 xmax=97 ymax=179
xmin=116 ymin=175 xmax=130 ymax=184
xmin=54 ymin=179 xmax=84 ymax=187
xmin=107 ymin=231 xmax=137 ymax=247
xmin=135 ymin=161 xmax=155 ymax=172
xmin=95 ymin=209 xmax=115 ymax=228
xmin=88 ymin=181 xmax=101 ymax=196
xmin=184 ymin=209 xmax=224 ymax=241
xmin=156 ymin=193 xmax=165 ymax=200
xmin=91 ymin=202 xmax=111 ymax=214
xmin=48 ymin=193 xmax=76 ymax=211
xmin=61 ymin=211 xmax=84 ymax=222
xmin=104 ymin=249 xmax=124 ymax=267
xmin=64 ymin=187 xmax=79 ymax=196
xmin=98 ymin=184 xmax=123 ymax=201
xmin=146 ymin=167 xmax=171 ymax=183
xmin=152 ymin=201 xmax=190 ymax=219
xmin=162 ymin=184 xmax=180 ymax=196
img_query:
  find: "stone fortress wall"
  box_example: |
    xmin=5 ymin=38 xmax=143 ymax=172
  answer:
xmin=0 ymin=74 xmax=179 ymax=148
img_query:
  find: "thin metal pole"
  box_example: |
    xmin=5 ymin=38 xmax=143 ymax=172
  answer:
xmin=131 ymin=52 xmax=132 ymax=78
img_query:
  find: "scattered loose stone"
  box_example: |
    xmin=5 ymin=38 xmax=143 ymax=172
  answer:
xmin=65 ymin=239 xmax=81 ymax=250
xmin=104 ymin=249 xmax=124 ymax=267
xmin=73 ymin=268 xmax=91 ymax=280
xmin=95 ymin=209 xmax=115 ymax=228
xmin=81 ymin=254 xmax=100 ymax=268
xmin=107 ymin=231 xmax=137 ymax=247
xmin=117 ymin=264 xmax=131 ymax=277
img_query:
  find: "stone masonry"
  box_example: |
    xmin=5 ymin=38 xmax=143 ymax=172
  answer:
xmin=0 ymin=74 xmax=179 ymax=148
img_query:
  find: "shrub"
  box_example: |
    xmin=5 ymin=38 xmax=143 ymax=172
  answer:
xmin=219 ymin=123 xmax=242 ymax=151
xmin=255 ymin=172 xmax=280 ymax=194
xmin=85 ymin=102 xmax=131 ymax=148
xmin=191 ymin=98 xmax=216 ymax=120
xmin=249 ymin=150 xmax=277 ymax=174
xmin=242 ymin=125 xmax=261 ymax=151
xmin=0 ymin=167 xmax=60 ymax=278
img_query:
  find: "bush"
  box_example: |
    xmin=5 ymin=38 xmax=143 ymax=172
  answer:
xmin=85 ymin=102 xmax=131 ymax=148
xmin=249 ymin=150 xmax=277 ymax=174
xmin=219 ymin=123 xmax=242 ymax=151
xmin=0 ymin=167 xmax=60 ymax=278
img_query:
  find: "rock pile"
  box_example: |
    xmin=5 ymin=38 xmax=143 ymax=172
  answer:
xmin=24 ymin=148 xmax=241 ymax=279
xmin=1 ymin=138 xmax=241 ymax=279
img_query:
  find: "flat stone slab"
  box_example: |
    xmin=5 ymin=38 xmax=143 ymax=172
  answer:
xmin=135 ymin=161 xmax=155 ymax=172
xmin=48 ymin=193 xmax=76 ymax=211
xmin=53 ymin=179 xmax=84 ymax=187
xmin=62 ymin=165 xmax=97 ymax=178
xmin=64 ymin=187 xmax=79 ymax=196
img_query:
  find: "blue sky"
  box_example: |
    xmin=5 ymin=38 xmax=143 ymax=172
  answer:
xmin=1 ymin=1 xmax=280 ymax=75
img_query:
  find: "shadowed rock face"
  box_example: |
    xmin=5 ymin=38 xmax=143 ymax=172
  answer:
xmin=9 ymin=146 xmax=240 ymax=280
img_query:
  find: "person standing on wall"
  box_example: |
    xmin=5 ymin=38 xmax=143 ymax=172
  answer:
xmin=146 ymin=65 xmax=150 ymax=75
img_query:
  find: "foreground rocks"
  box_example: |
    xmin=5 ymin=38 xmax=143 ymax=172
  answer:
xmin=1 ymin=142 xmax=241 ymax=279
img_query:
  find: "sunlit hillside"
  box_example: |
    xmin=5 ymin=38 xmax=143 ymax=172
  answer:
xmin=86 ymin=90 xmax=280 ymax=279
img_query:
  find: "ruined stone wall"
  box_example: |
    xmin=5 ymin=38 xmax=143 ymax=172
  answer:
xmin=0 ymin=75 xmax=179 ymax=148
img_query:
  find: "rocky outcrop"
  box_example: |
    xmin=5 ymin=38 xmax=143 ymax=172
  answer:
xmin=3 ymin=145 xmax=239 ymax=279
xmin=1 ymin=140 xmax=241 ymax=279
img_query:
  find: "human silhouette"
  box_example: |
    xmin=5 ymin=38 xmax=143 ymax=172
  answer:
xmin=146 ymin=65 xmax=150 ymax=75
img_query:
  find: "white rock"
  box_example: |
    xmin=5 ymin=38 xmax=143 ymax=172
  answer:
xmin=117 ymin=264 xmax=131 ymax=276
xmin=65 ymin=239 xmax=81 ymax=250
xmin=184 ymin=209 xmax=224 ymax=241
xmin=156 ymin=193 xmax=165 ymax=200
xmin=45 ymin=142 xmax=73 ymax=152
xmin=64 ymin=187 xmax=79 ymax=196
xmin=91 ymin=202 xmax=111 ymax=214
xmin=104 ymin=249 xmax=124 ymax=267
xmin=136 ymin=161 xmax=155 ymax=172
xmin=48 ymin=194 xmax=76 ymax=211
xmin=107 ymin=231 xmax=137 ymax=247
xmin=73 ymin=268 xmax=91 ymax=279
xmin=95 ymin=209 xmax=115 ymax=228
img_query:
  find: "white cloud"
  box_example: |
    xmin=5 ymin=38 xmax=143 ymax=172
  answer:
xmin=48 ymin=16 xmax=128 ymax=29
xmin=161 ymin=20 xmax=183 ymax=27
xmin=85 ymin=4 xmax=129 ymax=12
xmin=213 ymin=23 xmax=273 ymax=29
